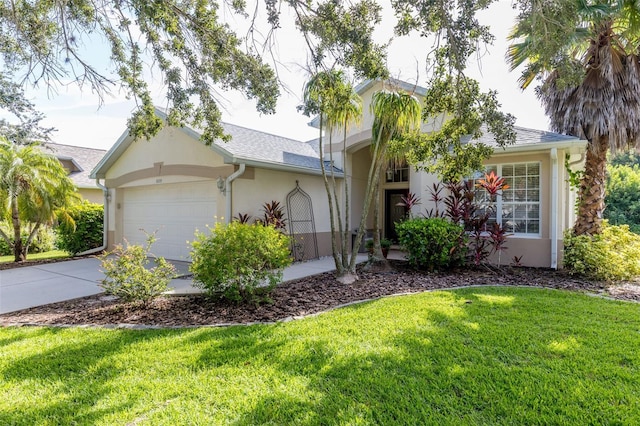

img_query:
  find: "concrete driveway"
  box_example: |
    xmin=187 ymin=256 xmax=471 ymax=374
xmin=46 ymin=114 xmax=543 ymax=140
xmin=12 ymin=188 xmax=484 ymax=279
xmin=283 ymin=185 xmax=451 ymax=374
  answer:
xmin=0 ymin=253 xmax=375 ymax=315
xmin=0 ymin=258 xmax=105 ymax=315
xmin=0 ymin=257 xmax=197 ymax=315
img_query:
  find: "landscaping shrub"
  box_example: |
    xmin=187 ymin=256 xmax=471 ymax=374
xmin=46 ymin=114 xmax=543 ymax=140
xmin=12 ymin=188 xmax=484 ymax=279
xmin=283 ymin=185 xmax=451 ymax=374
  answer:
xmin=56 ymin=202 xmax=104 ymax=255
xmin=99 ymin=232 xmax=176 ymax=305
xmin=396 ymin=217 xmax=466 ymax=271
xmin=190 ymin=221 xmax=292 ymax=303
xmin=563 ymin=222 xmax=640 ymax=281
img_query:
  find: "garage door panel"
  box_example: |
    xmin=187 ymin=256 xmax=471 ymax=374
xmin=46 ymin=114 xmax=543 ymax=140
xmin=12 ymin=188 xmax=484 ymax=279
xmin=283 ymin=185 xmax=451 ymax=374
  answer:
xmin=123 ymin=181 xmax=216 ymax=260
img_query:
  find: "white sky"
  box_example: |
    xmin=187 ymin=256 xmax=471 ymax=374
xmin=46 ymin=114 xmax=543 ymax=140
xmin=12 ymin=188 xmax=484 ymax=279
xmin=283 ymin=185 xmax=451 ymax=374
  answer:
xmin=13 ymin=0 xmax=548 ymax=150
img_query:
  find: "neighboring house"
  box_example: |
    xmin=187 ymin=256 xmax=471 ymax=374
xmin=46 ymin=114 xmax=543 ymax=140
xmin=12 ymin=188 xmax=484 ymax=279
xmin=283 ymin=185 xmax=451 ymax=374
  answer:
xmin=91 ymin=111 xmax=339 ymax=261
xmin=44 ymin=143 xmax=107 ymax=204
xmin=92 ymin=79 xmax=587 ymax=268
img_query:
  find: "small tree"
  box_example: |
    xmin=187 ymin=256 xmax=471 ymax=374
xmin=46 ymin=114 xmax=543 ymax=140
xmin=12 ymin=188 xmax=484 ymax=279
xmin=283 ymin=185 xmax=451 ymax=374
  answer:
xmin=301 ymin=70 xmax=363 ymax=283
xmin=0 ymin=138 xmax=78 ymax=261
xmin=605 ymin=164 xmax=640 ymax=233
xmin=352 ymin=89 xmax=422 ymax=274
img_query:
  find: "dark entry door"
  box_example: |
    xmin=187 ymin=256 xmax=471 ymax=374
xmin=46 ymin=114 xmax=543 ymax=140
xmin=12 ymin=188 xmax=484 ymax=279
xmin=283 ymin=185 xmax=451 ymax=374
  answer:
xmin=385 ymin=189 xmax=408 ymax=242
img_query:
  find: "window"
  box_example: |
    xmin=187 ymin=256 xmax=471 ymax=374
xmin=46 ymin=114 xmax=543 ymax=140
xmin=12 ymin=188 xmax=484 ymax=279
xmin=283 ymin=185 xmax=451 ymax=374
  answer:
xmin=385 ymin=160 xmax=409 ymax=183
xmin=472 ymin=162 xmax=541 ymax=236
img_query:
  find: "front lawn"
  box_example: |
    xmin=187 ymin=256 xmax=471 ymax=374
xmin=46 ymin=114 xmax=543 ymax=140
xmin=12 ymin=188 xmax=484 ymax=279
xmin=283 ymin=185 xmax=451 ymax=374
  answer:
xmin=1 ymin=287 xmax=639 ymax=425
xmin=0 ymin=250 xmax=69 ymax=264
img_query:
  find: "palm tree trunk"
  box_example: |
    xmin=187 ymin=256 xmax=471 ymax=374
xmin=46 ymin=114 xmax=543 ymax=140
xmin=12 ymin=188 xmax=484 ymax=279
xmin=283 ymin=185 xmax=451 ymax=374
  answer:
xmin=11 ymin=199 xmax=25 ymax=262
xmin=574 ymin=136 xmax=608 ymax=236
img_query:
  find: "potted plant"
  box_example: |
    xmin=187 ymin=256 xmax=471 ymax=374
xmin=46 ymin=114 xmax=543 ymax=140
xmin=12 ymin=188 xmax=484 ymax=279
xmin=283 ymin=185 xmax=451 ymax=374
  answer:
xmin=380 ymin=238 xmax=392 ymax=258
xmin=365 ymin=239 xmax=374 ymax=254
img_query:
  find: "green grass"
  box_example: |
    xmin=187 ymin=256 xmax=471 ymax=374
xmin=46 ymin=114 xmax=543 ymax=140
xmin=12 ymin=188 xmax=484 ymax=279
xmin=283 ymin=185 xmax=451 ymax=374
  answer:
xmin=1 ymin=287 xmax=639 ymax=425
xmin=0 ymin=250 xmax=69 ymax=263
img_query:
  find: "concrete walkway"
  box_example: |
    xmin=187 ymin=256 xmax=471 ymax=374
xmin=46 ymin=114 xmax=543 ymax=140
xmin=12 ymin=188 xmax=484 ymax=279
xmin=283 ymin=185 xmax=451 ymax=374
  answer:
xmin=1 ymin=252 xmax=401 ymax=314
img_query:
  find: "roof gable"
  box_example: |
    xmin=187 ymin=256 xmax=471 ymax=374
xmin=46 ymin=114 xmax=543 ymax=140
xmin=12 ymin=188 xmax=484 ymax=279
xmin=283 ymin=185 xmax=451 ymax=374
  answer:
xmin=42 ymin=143 xmax=106 ymax=189
xmin=91 ymin=108 xmax=339 ymax=179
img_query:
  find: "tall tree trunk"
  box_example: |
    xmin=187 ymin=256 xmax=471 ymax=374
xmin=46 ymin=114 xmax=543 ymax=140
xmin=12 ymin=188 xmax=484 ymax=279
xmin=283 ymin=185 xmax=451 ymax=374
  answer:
xmin=574 ymin=136 xmax=608 ymax=236
xmin=365 ymin=177 xmax=392 ymax=272
xmin=11 ymin=198 xmax=24 ymax=262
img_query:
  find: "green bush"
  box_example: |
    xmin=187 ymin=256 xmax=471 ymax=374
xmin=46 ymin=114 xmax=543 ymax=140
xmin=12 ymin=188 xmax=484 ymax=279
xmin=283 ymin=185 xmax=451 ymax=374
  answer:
xmin=563 ymin=222 xmax=640 ymax=281
xmin=190 ymin=221 xmax=292 ymax=303
xmin=99 ymin=232 xmax=176 ymax=305
xmin=396 ymin=217 xmax=466 ymax=271
xmin=56 ymin=202 xmax=104 ymax=255
xmin=0 ymin=224 xmax=56 ymax=255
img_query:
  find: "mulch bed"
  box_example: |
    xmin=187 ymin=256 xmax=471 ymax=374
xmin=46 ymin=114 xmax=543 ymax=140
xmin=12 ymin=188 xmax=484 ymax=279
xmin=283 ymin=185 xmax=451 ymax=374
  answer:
xmin=0 ymin=255 xmax=91 ymax=270
xmin=2 ymin=260 xmax=639 ymax=328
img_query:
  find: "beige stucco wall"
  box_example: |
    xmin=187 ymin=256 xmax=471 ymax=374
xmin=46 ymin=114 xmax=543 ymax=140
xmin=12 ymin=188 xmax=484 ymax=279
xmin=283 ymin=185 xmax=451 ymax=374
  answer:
xmin=347 ymin=145 xmax=577 ymax=268
xmin=106 ymin=127 xmax=226 ymax=179
xmin=232 ymin=168 xmax=337 ymax=249
xmin=350 ymin=146 xmax=374 ymax=232
xmin=102 ymin=126 xmax=337 ymax=257
xmin=78 ymin=188 xmax=103 ymax=205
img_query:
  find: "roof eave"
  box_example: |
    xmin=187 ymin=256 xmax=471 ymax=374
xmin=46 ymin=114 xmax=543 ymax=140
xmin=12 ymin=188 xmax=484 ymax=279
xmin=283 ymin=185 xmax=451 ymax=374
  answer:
xmin=90 ymin=108 xmax=236 ymax=180
xmin=228 ymin=156 xmax=344 ymax=178
xmin=493 ymin=139 xmax=588 ymax=154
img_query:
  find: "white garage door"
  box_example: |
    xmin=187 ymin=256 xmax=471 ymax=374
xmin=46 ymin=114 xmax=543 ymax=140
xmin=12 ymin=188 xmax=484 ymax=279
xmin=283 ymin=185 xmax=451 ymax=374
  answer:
xmin=123 ymin=180 xmax=216 ymax=260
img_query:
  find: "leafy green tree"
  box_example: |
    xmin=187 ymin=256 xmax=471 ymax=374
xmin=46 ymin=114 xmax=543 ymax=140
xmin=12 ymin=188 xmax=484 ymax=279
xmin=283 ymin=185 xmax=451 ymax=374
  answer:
xmin=0 ymin=0 xmax=391 ymax=145
xmin=508 ymin=0 xmax=640 ymax=236
xmin=0 ymin=72 xmax=53 ymax=145
xmin=605 ymin=164 xmax=640 ymax=233
xmin=610 ymin=151 xmax=640 ymax=167
xmin=301 ymin=70 xmax=362 ymax=282
xmin=389 ymin=0 xmax=516 ymax=182
xmin=0 ymin=138 xmax=78 ymax=261
xmin=275 ymin=0 xmax=388 ymax=80
xmin=0 ymin=0 xmax=279 ymax=145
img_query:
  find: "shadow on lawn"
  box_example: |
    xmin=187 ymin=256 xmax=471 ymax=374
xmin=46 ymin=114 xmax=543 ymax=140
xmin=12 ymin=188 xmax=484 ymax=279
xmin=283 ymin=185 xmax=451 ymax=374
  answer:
xmin=1 ymin=287 xmax=638 ymax=424
xmin=0 ymin=328 xmax=182 ymax=425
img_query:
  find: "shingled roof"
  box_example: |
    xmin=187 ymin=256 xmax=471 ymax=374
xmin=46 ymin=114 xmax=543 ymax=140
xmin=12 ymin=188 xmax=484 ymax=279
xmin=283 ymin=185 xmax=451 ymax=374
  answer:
xmin=467 ymin=125 xmax=581 ymax=148
xmin=42 ymin=143 xmax=106 ymax=188
xmin=214 ymin=122 xmax=331 ymax=172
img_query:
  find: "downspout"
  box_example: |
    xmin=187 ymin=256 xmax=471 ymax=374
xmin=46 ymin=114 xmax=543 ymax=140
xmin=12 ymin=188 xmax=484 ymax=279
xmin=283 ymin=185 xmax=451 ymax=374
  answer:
xmin=224 ymin=163 xmax=246 ymax=224
xmin=76 ymin=179 xmax=108 ymax=256
xmin=550 ymin=148 xmax=558 ymax=269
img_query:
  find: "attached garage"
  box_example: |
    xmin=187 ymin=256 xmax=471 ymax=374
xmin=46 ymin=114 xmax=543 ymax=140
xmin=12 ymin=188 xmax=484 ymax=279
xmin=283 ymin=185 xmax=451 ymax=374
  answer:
xmin=122 ymin=180 xmax=216 ymax=260
xmin=91 ymin=106 xmax=339 ymax=261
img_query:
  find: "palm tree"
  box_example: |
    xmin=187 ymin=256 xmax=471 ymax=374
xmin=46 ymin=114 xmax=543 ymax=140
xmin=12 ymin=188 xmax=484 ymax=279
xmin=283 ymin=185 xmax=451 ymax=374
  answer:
xmin=0 ymin=139 xmax=78 ymax=261
xmin=302 ymin=70 xmax=362 ymax=282
xmin=507 ymin=0 xmax=640 ymax=236
xmin=350 ymin=88 xmax=421 ymax=271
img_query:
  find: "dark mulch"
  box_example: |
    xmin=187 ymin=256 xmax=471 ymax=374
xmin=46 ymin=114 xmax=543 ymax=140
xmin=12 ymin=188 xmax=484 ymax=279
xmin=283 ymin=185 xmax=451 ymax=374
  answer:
xmin=2 ymin=260 xmax=639 ymax=328
xmin=0 ymin=255 xmax=91 ymax=271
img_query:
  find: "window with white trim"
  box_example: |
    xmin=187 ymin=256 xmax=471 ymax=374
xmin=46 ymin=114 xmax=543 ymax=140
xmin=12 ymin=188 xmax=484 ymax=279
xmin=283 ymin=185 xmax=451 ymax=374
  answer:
xmin=472 ymin=162 xmax=541 ymax=236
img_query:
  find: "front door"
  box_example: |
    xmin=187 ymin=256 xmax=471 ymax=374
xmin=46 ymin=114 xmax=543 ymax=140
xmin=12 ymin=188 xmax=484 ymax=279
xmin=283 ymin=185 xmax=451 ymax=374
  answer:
xmin=385 ymin=189 xmax=408 ymax=242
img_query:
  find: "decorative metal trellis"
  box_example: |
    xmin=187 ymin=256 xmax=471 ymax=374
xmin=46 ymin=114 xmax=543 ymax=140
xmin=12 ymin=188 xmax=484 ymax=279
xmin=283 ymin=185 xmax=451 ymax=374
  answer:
xmin=286 ymin=181 xmax=318 ymax=262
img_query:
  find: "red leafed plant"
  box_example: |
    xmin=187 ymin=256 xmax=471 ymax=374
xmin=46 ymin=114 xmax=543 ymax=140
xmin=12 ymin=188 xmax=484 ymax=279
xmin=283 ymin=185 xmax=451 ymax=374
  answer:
xmin=476 ymin=171 xmax=509 ymax=198
xmin=396 ymin=192 xmax=421 ymax=218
